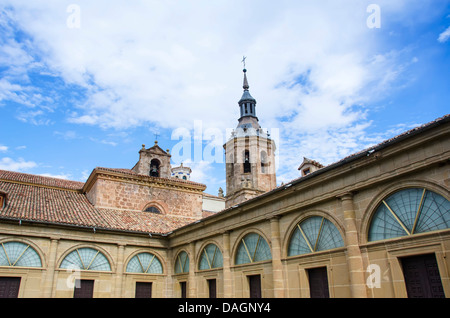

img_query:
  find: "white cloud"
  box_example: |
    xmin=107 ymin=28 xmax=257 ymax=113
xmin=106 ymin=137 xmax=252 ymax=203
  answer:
xmin=54 ymin=130 xmax=78 ymax=140
xmin=0 ymin=145 xmax=8 ymax=152
xmin=0 ymin=157 xmax=37 ymax=171
xmin=38 ymin=172 xmax=71 ymax=180
xmin=0 ymin=0 xmax=438 ymax=187
xmin=438 ymin=26 xmax=450 ymax=43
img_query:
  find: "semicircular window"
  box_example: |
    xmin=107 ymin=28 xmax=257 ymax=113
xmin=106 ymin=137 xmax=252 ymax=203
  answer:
xmin=174 ymin=251 xmax=189 ymax=274
xmin=144 ymin=206 xmax=161 ymax=214
xmin=288 ymin=216 xmax=344 ymax=256
xmin=126 ymin=252 xmax=163 ymax=274
xmin=368 ymin=188 xmax=450 ymax=242
xmin=235 ymin=233 xmax=271 ymax=265
xmin=60 ymin=247 xmax=111 ymax=271
xmin=0 ymin=241 xmax=42 ymax=267
xmin=199 ymin=244 xmax=223 ymax=270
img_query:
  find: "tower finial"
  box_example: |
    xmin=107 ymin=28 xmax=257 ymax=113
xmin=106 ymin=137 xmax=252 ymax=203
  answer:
xmin=242 ymin=57 xmax=249 ymax=90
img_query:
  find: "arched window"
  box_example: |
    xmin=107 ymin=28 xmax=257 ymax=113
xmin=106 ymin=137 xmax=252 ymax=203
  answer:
xmin=150 ymin=159 xmax=160 ymax=177
xmin=126 ymin=252 xmax=163 ymax=274
xmin=144 ymin=206 xmax=161 ymax=214
xmin=288 ymin=216 xmax=344 ymax=256
xmin=244 ymin=150 xmax=251 ymax=173
xmin=199 ymin=244 xmax=223 ymax=270
xmin=60 ymin=247 xmax=111 ymax=271
xmin=174 ymin=251 xmax=189 ymax=274
xmin=0 ymin=241 xmax=42 ymax=267
xmin=235 ymin=233 xmax=271 ymax=265
xmin=368 ymin=188 xmax=450 ymax=242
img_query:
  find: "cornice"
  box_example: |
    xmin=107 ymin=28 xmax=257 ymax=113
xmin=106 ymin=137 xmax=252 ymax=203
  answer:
xmin=82 ymin=168 xmax=207 ymax=194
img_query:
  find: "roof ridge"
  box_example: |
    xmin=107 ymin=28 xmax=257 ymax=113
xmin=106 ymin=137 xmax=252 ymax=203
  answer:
xmin=0 ymin=169 xmax=84 ymax=191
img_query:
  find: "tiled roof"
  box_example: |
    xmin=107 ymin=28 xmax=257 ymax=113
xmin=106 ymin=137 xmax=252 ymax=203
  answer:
xmin=0 ymin=172 xmax=198 ymax=234
xmin=0 ymin=169 xmax=84 ymax=190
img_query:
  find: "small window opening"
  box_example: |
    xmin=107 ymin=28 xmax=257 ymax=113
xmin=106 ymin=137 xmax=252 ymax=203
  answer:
xmin=244 ymin=150 xmax=251 ymax=173
xmin=144 ymin=206 xmax=161 ymax=214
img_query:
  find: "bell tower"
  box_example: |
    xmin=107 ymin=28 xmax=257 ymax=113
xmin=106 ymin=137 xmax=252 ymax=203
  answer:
xmin=224 ymin=67 xmax=277 ymax=208
xmin=132 ymin=141 xmax=172 ymax=178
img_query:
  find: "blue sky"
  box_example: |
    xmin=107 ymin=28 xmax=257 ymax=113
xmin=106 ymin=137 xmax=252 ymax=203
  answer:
xmin=0 ymin=0 xmax=449 ymax=196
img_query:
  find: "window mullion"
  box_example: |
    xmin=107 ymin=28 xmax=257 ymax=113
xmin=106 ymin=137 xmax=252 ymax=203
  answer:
xmin=411 ymin=188 xmax=426 ymax=235
xmin=314 ymin=218 xmax=325 ymax=252
xmin=1 ymin=243 xmax=11 ymax=266
xmin=12 ymin=244 xmax=29 ymax=266
xmin=76 ymin=249 xmax=86 ymax=270
xmin=382 ymin=200 xmax=411 ymax=235
xmin=297 ymin=224 xmax=314 ymax=253
xmin=145 ymin=254 xmax=155 ymax=273
xmin=242 ymin=239 xmax=253 ymax=263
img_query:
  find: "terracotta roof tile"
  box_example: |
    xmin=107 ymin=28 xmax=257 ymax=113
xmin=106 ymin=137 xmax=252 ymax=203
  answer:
xmin=0 ymin=171 xmax=200 ymax=234
xmin=0 ymin=169 xmax=84 ymax=190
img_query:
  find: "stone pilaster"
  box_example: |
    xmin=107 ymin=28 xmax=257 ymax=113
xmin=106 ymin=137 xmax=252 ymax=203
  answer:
xmin=43 ymin=238 xmax=59 ymax=298
xmin=270 ymin=217 xmax=285 ymax=297
xmin=188 ymin=241 xmax=196 ymax=298
xmin=339 ymin=193 xmax=368 ymax=298
xmin=222 ymin=231 xmax=232 ymax=298
xmin=114 ymin=243 xmax=125 ymax=297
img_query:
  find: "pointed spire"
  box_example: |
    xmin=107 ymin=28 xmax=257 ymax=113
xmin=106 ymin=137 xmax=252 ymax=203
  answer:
xmin=243 ymin=68 xmax=249 ymax=90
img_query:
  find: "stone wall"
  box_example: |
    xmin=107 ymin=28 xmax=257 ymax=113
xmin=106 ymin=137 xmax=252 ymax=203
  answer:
xmin=86 ymin=176 xmax=203 ymax=218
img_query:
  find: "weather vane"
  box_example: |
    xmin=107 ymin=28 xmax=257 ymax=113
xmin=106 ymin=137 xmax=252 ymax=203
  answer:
xmin=242 ymin=56 xmax=247 ymax=69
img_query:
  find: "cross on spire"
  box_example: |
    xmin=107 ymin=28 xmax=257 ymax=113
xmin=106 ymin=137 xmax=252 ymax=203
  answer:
xmin=241 ymin=56 xmax=247 ymax=70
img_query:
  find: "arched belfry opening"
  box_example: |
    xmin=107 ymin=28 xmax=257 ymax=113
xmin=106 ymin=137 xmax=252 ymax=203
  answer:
xmin=244 ymin=150 xmax=251 ymax=173
xmin=150 ymin=159 xmax=160 ymax=177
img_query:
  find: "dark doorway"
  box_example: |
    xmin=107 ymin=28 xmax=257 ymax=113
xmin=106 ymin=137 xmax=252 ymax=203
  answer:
xmin=0 ymin=277 xmax=21 ymax=298
xmin=308 ymin=267 xmax=330 ymax=298
xmin=180 ymin=281 xmax=187 ymax=298
xmin=248 ymin=275 xmax=261 ymax=298
xmin=135 ymin=282 xmax=152 ymax=298
xmin=73 ymin=279 xmax=94 ymax=298
xmin=208 ymin=279 xmax=217 ymax=298
xmin=401 ymin=253 xmax=445 ymax=298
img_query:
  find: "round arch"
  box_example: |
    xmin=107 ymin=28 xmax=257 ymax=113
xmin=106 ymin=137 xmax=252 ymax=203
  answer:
xmin=0 ymin=238 xmax=45 ymax=268
xmin=197 ymin=241 xmax=224 ymax=271
xmin=282 ymin=210 xmax=345 ymax=258
xmin=141 ymin=200 xmax=168 ymax=215
xmin=233 ymin=229 xmax=272 ymax=265
xmin=361 ymin=180 xmax=450 ymax=244
xmin=284 ymin=211 xmax=345 ymax=257
xmin=58 ymin=244 xmax=114 ymax=272
xmin=173 ymin=249 xmax=190 ymax=274
xmin=124 ymin=249 xmax=165 ymax=274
